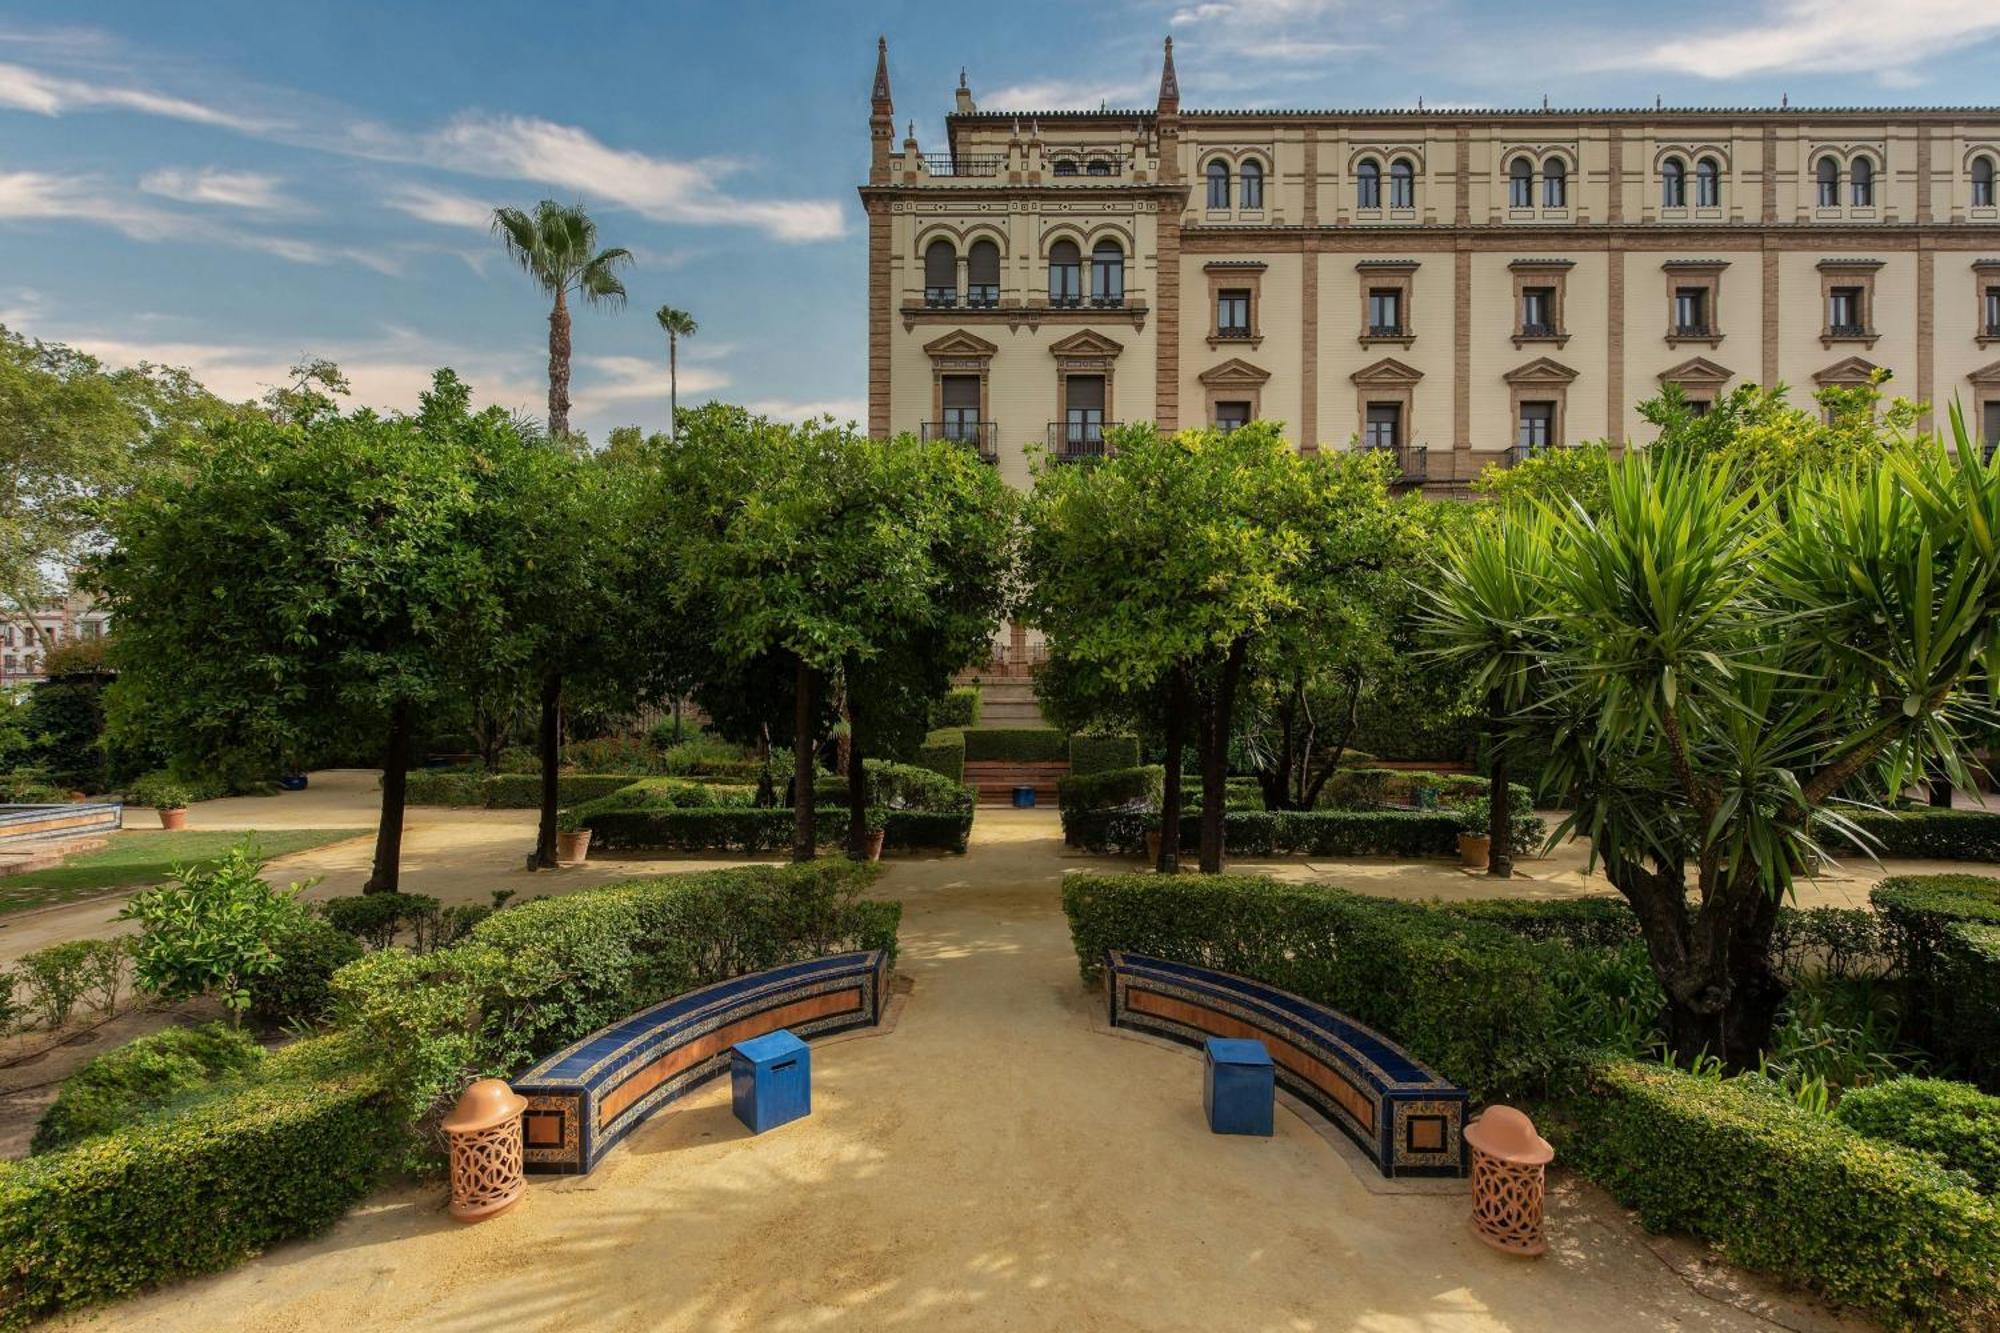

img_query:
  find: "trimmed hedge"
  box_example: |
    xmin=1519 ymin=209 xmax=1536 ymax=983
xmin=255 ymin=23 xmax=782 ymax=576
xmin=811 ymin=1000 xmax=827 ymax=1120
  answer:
xmin=1945 ymin=923 xmax=2000 ymax=1090
xmin=31 ymin=1024 xmax=266 ymax=1155
xmin=405 ymin=770 xmax=671 ymax=809
xmin=914 ymin=728 xmax=966 ymax=784
xmin=962 ymin=727 xmax=1067 ymax=763
xmin=1069 ymin=733 xmax=1140 ymax=777
xmin=1841 ymin=809 xmax=2000 ymax=862
xmin=1835 ymin=1077 xmax=2000 ymax=1195
xmin=1565 ymin=1060 xmax=2000 ymax=1328
xmin=578 ymin=806 xmax=972 ymax=855
xmin=811 ymin=759 xmax=975 ymax=814
xmin=1873 ymin=875 xmax=2000 ymax=1085
xmin=1057 ymin=763 xmax=1163 ymax=813
xmin=1064 ymin=808 xmax=1466 ymax=858
xmin=1440 ymin=897 xmax=1642 ymax=949
xmin=0 ymin=1033 xmax=397 ymax=1328
xmin=404 ymin=768 xmax=486 ymax=806
xmin=1060 ymin=873 xmax=1560 ymax=1097
xmin=928 ymin=686 xmax=981 ymax=730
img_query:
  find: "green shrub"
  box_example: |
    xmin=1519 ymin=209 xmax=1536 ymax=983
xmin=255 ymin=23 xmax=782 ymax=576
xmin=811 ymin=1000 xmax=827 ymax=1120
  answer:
xmin=1772 ymin=906 xmax=1897 ymax=982
xmin=1944 ymin=923 xmax=2000 ymax=1090
xmin=1841 ymin=809 xmax=2000 ymax=862
xmin=913 ymin=728 xmax=965 ymax=783
xmin=1835 ymin=1077 xmax=2000 ymax=1195
xmin=1063 ymin=808 xmax=1467 ymax=858
xmin=32 ymin=1023 xmax=265 ymax=1154
xmin=249 ymin=915 xmax=362 ymax=1029
xmin=1565 ymin=1059 xmax=2000 ymax=1328
xmin=578 ymin=805 xmax=970 ymax=855
xmin=118 ymin=842 xmax=311 ymax=1024
xmin=483 ymin=772 xmax=648 ymax=809
xmin=882 ymin=811 xmax=973 ymax=854
xmin=1057 ymin=763 xmax=1163 ymax=813
xmin=1061 ymin=873 xmax=1562 ymax=1098
xmin=324 ymin=893 xmax=440 ymax=950
xmin=12 ymin=939 xmax=126 ymax=1030
xmin=961 ymin=727 xmax=1067 ymax=763
xmin=653 ymin=735 xmax=762 ymax=778
xmin=812 ymin=759 xmax=974 ymax=813
xmin=331 ymin=862 xmax=899 ymax=1156
xmin=1315 ymin=766 xmax=1394 ymax=808
xmin=1873 ymin=875 xmax=2000 ymax=1082
xmin=1440 ymin=897 xmax=1643 ymax=949
xmin=928 ymin=686 xmax=981 ymax=730
xmin=127 ymin=771 xmax=193 ymax=811
xmin=1069 ymin=733 xmax=1139 ymax=776
xmin=403 ymin=769 xmax=485 ymax=806
xmin=0 ymin=766 xmax=70 ymax=804
xmin=0 ymin=1033 xmax=396 ymax=1327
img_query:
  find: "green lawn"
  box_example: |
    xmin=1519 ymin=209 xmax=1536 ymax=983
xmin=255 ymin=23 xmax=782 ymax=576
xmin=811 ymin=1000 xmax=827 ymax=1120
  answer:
xmin=0 ymin=828 xmax=366 ymax=917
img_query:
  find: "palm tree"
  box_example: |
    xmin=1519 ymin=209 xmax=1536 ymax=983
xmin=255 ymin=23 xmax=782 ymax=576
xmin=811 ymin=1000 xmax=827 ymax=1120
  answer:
xmin=654 ymin=305 xmax=698 ymax=439
xmin=491 ymin=201 xmax=632 ymax=438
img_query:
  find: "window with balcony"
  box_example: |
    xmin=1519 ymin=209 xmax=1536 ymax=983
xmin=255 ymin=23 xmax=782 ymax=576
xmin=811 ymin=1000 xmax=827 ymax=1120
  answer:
xmin=1507 ymin=156 xmax=1532 ymax=208
xmin=1356 ymin=158 xmax=1380 ymax=209
xmin=940 ymin=374 xmax=982 ymax=444
xmin=1674 ymin=287 xmax=1710 ymax=337
xmin=1518 ymin=401 xmax=1555 ymax=450
xmin=1240 ymin=159 xmax=1264 ymax=209
xmin=1828 ymin=285 xmax=1865 ymax=337
xmin=1367 ymin=288 xmax=1403 ymax=336
xmin=1364 ymin=402 xmax=1402 ymax=449
xmin=1388 ymin=157 xmax=1415 ymax=208
xmin=1662 ymin=156 xmax=1686 ymax=208
xmin=1983 ymin=283 xmax=2000 ymax=338
xmin=1216 ymin=289 xmax=1252 ymax=338
xmin=966 ymin=239 xmax=1000 ymax=308
xmin=1851 ymin=156 xmax=1875 ymax=206
xmin=1974 ymin=155 xmax=1997 ymax=208
xmin=1520 ymin=287 xmax=1555 ymax=337
xmin=1048 ymin=239 xmax=1081 ymax=307
xmin=1090 ymin=240 xmax=1125 ymax=307
xmin=923 ymin=239 xmax=957 ymax=307
xmin=1816 ymin=156 xmax=1840 ymax=207
xmin=1207 ymin=159 xmax=1230 ymax=209
xmin=1063 ymin=375 xmax=1106 ymax=453
xmin=1085 ymin=157 xmax=1113 ymax=176
xmin=1053 ymin=159 xmax=1078 ymax=177
xmin=1542 ymin=159 xmax=1566 ymax=208
xmin=1696 ymin=157 xmax=1721 ymax=207
xmin=1214 ymin=401 xmax=1251 ymax=432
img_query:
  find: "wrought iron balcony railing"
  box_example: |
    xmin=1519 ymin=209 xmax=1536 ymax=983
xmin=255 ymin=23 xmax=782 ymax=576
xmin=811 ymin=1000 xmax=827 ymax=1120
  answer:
xmin=1047 ymin=421 xmax=1120 ymax=461
xmin=924 ymin=288 xmax=957 ymax=308
xmin=966 ymin=287 xmax=1000 ymax=308
xmin=1674 ymin=322 xmax=1712 ymax=337
xmin=1504 ymin=441 xmax=1574 ymax=469
xmin=1519 ymin=322 xmax=1558 ymax=338
xmin=1367 ymin=323 xmax=1406 ymax=337
xmin=1214 ymin=325 xmax=1254 ymax=340
xmin=1089 ymin=294 xmax=1126 ymax=309
xmin=1048 ymin=293 xmax=1084 ymax=309
xmin=919 ymin=153 xmax=1004 ymax=178
xmin=919 ymin=421 xmax=999 ymax=462
xmin=1359 ymin=442 xmax=1428 ymax=482
xmin=1828 ymin=323 xmax=1870 ymax=338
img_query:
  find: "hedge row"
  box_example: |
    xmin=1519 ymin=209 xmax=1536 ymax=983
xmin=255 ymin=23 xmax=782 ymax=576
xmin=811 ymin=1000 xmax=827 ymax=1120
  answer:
xmin=1056 ymin=763 xmax=1162 ymax=813
xmin=1061 ymin=873 xmax=1559 ymax=1098
xmin=809 ymin=759 xmax=976 ymax=814
xmin=1063 ymin=808 xmax=1468 ymax=859
xmin=914 ymin=728 xmax=966 ymax=784
xmin=1069 ymin=734 xmax=1139 ymax=777
xmin=927 ymin=686 xmax=981 ymax=730
xmin=1566 ymin=1060 xmax=2000 ymax=1328
xmin=962 ymin=727 xmax=1067 ymax=763
xmin=1872 ymin=875 xmax=2000 ymax=1087
xmin=579 ymin=807 xmax=972 ymax=855
xmin=1834 ymin=1077 xmax=2000 ymax=1195
xmin=1840 ymin=809 xmax=2000 ymax=862
xmin=405 ymin=770 xmax=646 ymax=808
xmin=0 ymin=1033 xmax=398 ymax=1327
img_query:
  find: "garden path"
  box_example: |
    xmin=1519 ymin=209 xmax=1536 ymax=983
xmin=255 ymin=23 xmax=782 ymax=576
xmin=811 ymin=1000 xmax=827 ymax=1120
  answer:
xmin=56 ymin=806 xmax=1870 ymax=1332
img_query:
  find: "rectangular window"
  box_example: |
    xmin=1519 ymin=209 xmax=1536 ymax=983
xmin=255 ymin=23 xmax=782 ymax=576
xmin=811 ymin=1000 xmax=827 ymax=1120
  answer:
xmin=1985 ymin=401 xmax=2000 ymax=455
xmin=941 ymin=375 xmax=981 ymax=441
xmin=1518 ymin=401 xmax=1554 ymax=449
xmin=1064 ymin=375 xmax=1106 ymax=451
xmin=1986 ymin=285 xmax=2000 ymax=336
xmin=1214 ymin=401 xmax=1251 ymax=432
xmin=1367 ymin=289 xmax=1403 ymax=335
xmin=1829 ymin=286 xmax=1865 ymax=335
xmin=1686 ymin=399 xmax=1711 ymax=417
xmin=1364 ymin=403 xmax=1402 ymax=449
xmin=1521 ymin=287 xmax=1555 ymax=335
xmin=1673 ymin=287 xmax=1709 ymax=335
xmin=1216 ymin=290 xmax=1251 ymax=337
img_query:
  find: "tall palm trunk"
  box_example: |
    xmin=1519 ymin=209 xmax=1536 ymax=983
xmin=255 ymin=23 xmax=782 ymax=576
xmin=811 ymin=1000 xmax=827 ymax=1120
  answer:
xmin=668 ymin=332 xmax=679 ymax=440
xmin=366 ymin=701 xmax=414 ymax=894
xmin=547 ymin=287 xmax=573 ymax=437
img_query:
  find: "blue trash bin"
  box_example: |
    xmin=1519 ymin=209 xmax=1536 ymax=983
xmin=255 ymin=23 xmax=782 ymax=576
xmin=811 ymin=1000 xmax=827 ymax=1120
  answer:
xmin=1012 ymin=785 xmax=1036 ymax=808
xmin=731 ymin=1028 xmax=811 ymax=1134
xmin=1203 ymin=1037 xmax=1274 ymax=1137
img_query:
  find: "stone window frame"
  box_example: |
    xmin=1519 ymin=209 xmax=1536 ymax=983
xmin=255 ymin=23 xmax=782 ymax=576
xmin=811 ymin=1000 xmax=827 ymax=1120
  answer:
xmin=1968 ymin=359 xmax=2000 ymax=455
xmin=921 ymin=329 xmax=999 ymax=430
xmin=1356 ymin=260 xmax=1418 ymax=348
xmin=1975 ymin=259 xmax=2000 ymax=348
xmin=1656 ymin=356 xmax=1735 ymax=411
xmin=1349 ymin=356 xmax=1424 ymax=453
xmin=1663 ymin=259 xmax=1728 ymax=348
xmin=1198 ymin=357 xmax=1271 ymax=428
xmin=1049 ymin=328 xmax=1124 ymax=436
xmin=1818 ymin=258 xmax=1883 ymax=349
xmin=1206 ymin=261 xmax=1266 ymax=348
xmin=1969 ymin=147 xmax=2000 ymax=218
xmin=1510 ymin=259 xmax=1573 ymax=349
xmin=1503 ymin=357 xmax=1579 ymax=452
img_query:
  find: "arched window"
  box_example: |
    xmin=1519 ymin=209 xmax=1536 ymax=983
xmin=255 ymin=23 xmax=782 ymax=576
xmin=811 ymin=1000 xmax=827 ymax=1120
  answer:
xmin=967 ymin=238 xmax=1000 ymax=308
xmin=1976 ymin=155 xmax=1998 ymax=208
xmin=1695 ymin=157 xmax=1720 ymax=207
xmin=1053 ymin=158 xmax=1078 ymax=177
xmin=1084 ymin=157 xmax=1113 ymax=176
xmin=1661 ymin=156 xmax=1685 ymax=207
xmin=1090 ymin=239 xmax=1124 ymax=306
xmin=923 ymin=239 xmax=957 ymax=307
xmin=1206 ymin=159 xmax=1231 ymax=209
xmin=1389 ymin=157 xmax=1415 ymax=208
xmin=1543 ymin=158 xmax=1567 ymax=208
xmin=1356 ymin=158 xmax=1381 ymax=209
xmin=1048 ymin=239 xmax=1081 ymax=307
xmin=1816 ymin=156 xmax=1840 ymax=207
xmin=1851 ymin=156 xmax=1874 ymax=206
xmin=1508 ymin=157 xmax=1533 ymax=208
xmin=1239 ymin=159 xmax=1264 ymax=209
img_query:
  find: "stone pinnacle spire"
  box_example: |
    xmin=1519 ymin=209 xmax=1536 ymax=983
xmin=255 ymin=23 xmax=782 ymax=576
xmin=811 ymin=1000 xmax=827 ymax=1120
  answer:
xmin=1157 ymin=36 xmax=1180 ymax=115
xmin=872 ymin=36 xmax=893 ymax=113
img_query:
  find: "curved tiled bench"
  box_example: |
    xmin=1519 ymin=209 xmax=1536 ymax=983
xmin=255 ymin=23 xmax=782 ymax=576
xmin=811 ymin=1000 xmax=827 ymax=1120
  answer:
xmin=512 ymin=950 xmax=889 ymax=1174
xmin=1105 ymin=950 xmax=1467 ymax=1178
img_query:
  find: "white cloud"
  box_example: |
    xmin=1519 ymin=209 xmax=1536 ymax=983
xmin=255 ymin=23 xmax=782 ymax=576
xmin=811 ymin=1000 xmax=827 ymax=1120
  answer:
xmin=0 ymin=60 xmax=266 ymax=130
xmin=1590 ymin=0 xmax=2000 ymax=80
xmin=579 ymin=353 xmax=729 ymax=403
xmin=140 ymin=167 xmax=302 ymax=213
xmin=982 ymin=78 xmax=1156 ymax=112
xmin=382 ymin=182 xmax=495 ymax=230
xmin=742 ymin=397 xmax=867 ymax=425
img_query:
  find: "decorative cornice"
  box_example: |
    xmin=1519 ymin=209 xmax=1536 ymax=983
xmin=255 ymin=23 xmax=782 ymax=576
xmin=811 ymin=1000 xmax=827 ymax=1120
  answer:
xmin=1503 ymin=356 xmax=1580 ymax=385
xmin=1817 ymin=257 xmax=1887 ymax=271
xmin=1662 ymin=259 xmax=1732 ymax=271
xmin=1509 ymin=258 xmax=1576 ymax=270
xmin=1657 ymin=356 xmax=1735 ymax=386
xmin=1351 ymin=356 xmax=1425 ymax=386
xmin=1813 ymin=355 xmax=1883 ymax=384
xmin=1197 ymin=357 xmax=1270 ymax=386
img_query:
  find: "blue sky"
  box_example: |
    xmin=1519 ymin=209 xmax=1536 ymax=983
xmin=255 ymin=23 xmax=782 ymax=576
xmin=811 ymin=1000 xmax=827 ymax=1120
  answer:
xmin=4 ymin=0 xmax=2000 ymax=440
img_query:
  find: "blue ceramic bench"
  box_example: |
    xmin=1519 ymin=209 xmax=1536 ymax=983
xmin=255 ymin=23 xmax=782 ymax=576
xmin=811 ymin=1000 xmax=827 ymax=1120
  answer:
xmin=511 ymin=950 xmax=889 ymax=1174
xmin=1104 ymin=950 xmax=1467 ymax=1178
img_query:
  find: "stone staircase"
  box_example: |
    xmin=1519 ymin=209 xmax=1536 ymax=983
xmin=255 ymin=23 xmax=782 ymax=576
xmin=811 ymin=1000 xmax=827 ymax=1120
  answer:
xmin=970 ymin=677 xmax=1047 ymax=729
xmin=0 ymin=833 xmax=109 ymax=878
xmin=963 ymin=760 xmax=1068 ymax=808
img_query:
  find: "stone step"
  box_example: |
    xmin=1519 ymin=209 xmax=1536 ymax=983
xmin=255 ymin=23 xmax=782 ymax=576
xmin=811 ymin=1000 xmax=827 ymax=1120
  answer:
xmin=0 ymin=833 xmax=110 ymax=877
xmin=964 ymin=760 xmax=1068 ymax=807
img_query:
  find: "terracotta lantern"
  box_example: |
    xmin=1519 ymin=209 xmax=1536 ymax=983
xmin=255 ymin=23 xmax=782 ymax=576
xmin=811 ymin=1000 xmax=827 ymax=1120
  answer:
xmin=1464 ymin=1104 xmax=1555 ymax=1256
xmin=442 ymin=1078 xmax=529 ymax=1223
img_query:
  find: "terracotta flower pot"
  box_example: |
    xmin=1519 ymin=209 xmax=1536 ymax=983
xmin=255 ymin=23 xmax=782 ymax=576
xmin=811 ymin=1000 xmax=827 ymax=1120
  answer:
xmin=556 ymin=829 xmax=592 ymax=865
xmin=864 ymin=828 xmax=886 ymax=861
xmin=1458 ymin=831 xmax=1491 ymax=871
xmin=159 ymin=807 xmax=188 ymax=831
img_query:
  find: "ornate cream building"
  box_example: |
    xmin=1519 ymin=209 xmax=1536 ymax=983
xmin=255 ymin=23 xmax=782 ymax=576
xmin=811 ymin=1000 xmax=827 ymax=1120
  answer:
xmin=861 ymin=37 xmax=2000 ymax=493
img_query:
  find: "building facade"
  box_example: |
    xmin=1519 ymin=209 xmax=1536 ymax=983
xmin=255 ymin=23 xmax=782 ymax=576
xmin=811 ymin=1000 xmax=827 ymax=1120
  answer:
xmin=0 ymin=598 xmax=109 ymax=687
xmin=860 ymin=38 xmax=2000 ymax=493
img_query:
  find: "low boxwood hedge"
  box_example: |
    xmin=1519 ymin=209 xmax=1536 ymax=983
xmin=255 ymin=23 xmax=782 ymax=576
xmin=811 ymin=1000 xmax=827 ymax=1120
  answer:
xmin=405 ymin=770 xmax=687 ymax=809
xmin=1835 ymin=1077 xmax=2000 ymax=1195
xmin=404 ymin=769 xmax=486 ymax=806
xmin=1063 ymin=808 xmax=1467 ymax=858
xmin=914 ymin=728 xmax=966 ymax=784
xmin=961 ymin=727 xmax=1067 ymax=764
xmin=1565 ymin=1059 xmax=2000 ymax=1328
xmin=0 ymin=1032 xmax=397 ymax=1328
xmin=1840 ymin=809 xmax=2000 ymax=862
xmin=811 ymin=759 xmax=975 ymax=814
xmin=1069 ymin=733 xmax=1139 ymax=777
xmin=1873 ymin=875 xmax=2000 ymax=1083
xmin=31 ymin=1023 xmax=267 ymax=1155
xmin=1057 ymin=763 xmax=1163 ymax=813
xmin=928 ymin=686 xmax=981 ymax=730
xmin=578 ymin=806 xmax=972 ymax=855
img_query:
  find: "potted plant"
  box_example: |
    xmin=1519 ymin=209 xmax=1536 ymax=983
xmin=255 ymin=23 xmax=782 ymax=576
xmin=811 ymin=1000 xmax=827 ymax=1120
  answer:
xmin=132 ymin=774 xmax=193 ymax=831
xmin=556 ymin=809 xmax=592 ymax=865
xmin=855 ymin=806 xmax=887 ymax=862
xmin=1457 ymin=798 xmax=1492 ymax=871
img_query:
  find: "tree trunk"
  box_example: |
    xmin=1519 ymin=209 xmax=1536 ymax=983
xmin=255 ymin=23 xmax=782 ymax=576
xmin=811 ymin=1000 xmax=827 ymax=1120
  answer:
xmin=547 ymin=287 xmax=572 ymax=438
xmin=1198 ymin=638 xmax=1249 ymax=874
xmin=792 ymin=657 xmax=817 ymax=862
xmin=846 ymin=682 xmax=869 ymax=859
xmin=1486 ymin=701 xmax=1513 ymax=878
xmin=1928 ymin=762 xmax=1954 ymax=808
xmin=1157 ymin=666 xmax=1187 ymax=874
xmin=365 ymin=701 xmax=414 ymax=894
xmin=669 ymin=333 xmax=678 ymax=440
xmin=533 ymin=671 xmax=562 ymax=869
